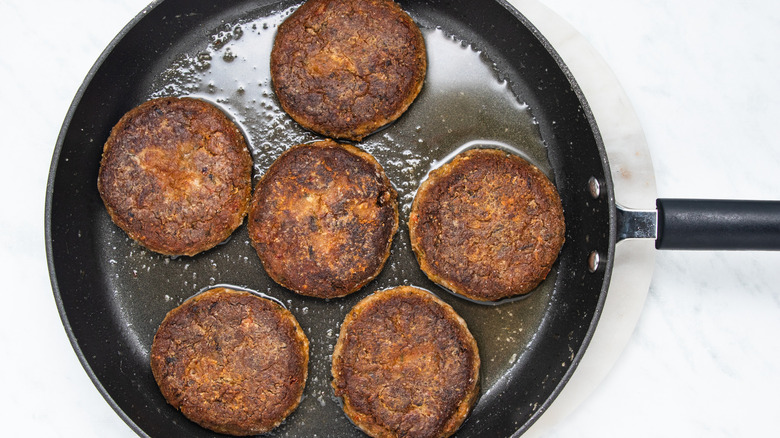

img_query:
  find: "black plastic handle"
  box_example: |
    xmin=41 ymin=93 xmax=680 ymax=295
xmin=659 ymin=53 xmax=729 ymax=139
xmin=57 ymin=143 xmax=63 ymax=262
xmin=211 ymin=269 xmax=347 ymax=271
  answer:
xmin=656 ymin=199 xmax=780 ymax=250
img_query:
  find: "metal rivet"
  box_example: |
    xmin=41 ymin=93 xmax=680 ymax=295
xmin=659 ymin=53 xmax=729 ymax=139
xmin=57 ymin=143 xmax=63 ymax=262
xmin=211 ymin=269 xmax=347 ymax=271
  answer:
xmin=588 ymin=177 xmax=601 ymax=199
xmin=587 ymin=251 xmax=601 ymax=273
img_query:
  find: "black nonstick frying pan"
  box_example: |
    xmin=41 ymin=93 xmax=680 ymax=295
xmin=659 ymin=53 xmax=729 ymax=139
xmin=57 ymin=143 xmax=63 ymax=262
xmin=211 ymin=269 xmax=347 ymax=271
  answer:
xmin=44 ymin=0 xmax=780 ymax=437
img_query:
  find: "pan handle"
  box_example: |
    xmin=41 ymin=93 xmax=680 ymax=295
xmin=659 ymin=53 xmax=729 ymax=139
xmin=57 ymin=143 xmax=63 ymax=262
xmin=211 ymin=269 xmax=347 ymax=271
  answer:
xmin=617 ymin=199 xmax=780 ymax=250
xmin=655 ymin=199 xmax=780 ymax=250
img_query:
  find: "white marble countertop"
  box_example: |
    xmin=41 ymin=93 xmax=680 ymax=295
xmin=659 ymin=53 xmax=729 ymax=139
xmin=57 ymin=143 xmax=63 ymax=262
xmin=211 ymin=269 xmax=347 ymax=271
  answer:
xmin=3 ymin=0 xmax=780 ymax=437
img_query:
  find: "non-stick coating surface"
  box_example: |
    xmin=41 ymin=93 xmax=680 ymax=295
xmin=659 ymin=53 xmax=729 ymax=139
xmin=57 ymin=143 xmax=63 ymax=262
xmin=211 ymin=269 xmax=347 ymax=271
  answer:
xmin=46 ymin=0 xmax=615 ymax=436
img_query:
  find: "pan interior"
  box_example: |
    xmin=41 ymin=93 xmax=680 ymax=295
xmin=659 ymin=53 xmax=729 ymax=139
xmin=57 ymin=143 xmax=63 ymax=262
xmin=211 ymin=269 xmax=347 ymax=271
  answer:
xmin=46 ymin=0 xmax=613 ymax=436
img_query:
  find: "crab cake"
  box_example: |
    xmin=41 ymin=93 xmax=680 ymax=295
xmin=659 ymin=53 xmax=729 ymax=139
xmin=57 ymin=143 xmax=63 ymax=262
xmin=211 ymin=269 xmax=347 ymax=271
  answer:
xmin=409 ymin=148 xmax=565 ymax=302
xmin=150 ymin=287 xmax=309 ymax=436
xmin=332 ymin=286 xmax=480 ymax=438
xmin=270 ymin=0 xmax=427 ymax=141
xmin=248 ymin=140 xmax=398 ymax=299
xmin=97 ymin=97 xmax=252 ymax=257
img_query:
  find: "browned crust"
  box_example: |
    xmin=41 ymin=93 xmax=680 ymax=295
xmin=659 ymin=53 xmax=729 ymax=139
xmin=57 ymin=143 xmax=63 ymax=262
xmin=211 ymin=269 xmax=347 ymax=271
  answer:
xmin=150 ymin=287 xmax=309 ymax=436
xmin=332 ymin=286 xmax=480 ymax=438
xmin=270 ymin=0 xmax=427 ymax=141
xmin=409 ymin=148 xmax=565 ymax=301
xmin=248 ymin=140 xmax=398 ymax=299
xmin=97 ymin=97 xmax=252 ymax=257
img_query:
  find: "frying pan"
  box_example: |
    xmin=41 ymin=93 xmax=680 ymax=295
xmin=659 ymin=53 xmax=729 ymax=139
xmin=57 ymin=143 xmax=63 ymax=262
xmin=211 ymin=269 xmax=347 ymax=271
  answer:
xmin=44 ymin=0 xmax=780 ymax=437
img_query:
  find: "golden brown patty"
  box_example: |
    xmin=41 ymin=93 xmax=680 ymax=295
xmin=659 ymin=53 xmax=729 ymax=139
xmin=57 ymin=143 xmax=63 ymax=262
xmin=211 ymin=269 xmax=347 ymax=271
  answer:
xmin=97 ymin=97 xmax=252 ymax=257
xmin=332 ymin=286 xmax=480 ymax=438
xmin=248 ymin=140 xmax=398 ymax=299
xmin=409 ymin=148 xmax=565 ymax=301
xmin=270 ymin=0 xmax=427 ymax=141
xmin=150 ymin=287 xmax=309 ymax=436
